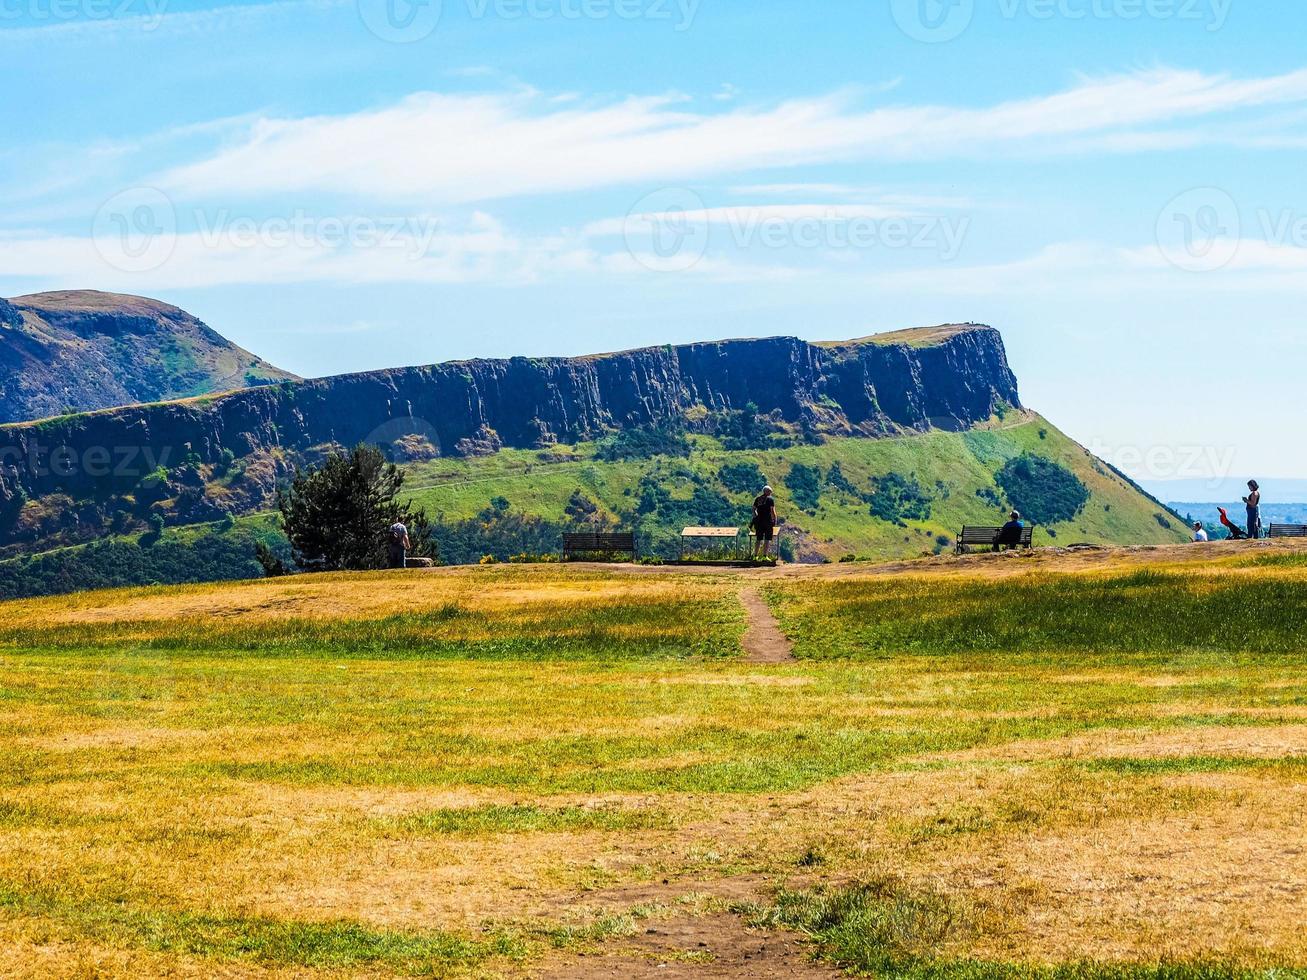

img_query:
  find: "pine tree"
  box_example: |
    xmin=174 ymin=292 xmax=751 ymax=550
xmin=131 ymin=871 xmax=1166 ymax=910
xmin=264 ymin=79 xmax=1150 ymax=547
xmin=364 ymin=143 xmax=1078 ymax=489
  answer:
xmin=276 ymin=444 xmax=433 ymax=571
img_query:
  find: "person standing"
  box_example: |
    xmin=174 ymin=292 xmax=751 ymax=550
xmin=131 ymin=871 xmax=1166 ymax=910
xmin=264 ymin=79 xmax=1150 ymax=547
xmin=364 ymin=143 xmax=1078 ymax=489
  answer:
xmin=752 ymin=486 xmax=777 ymax=559
xmin=388 ymin=520 xmax=411 ymax=569
xmin=1243 ymin=481 xmax=1262 ymax=540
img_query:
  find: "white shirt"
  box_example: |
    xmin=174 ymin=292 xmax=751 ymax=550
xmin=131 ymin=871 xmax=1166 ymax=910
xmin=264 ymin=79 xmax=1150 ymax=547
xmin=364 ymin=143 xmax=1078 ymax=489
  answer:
xmin=1193 ymin=528 xmax=1208 ymax=542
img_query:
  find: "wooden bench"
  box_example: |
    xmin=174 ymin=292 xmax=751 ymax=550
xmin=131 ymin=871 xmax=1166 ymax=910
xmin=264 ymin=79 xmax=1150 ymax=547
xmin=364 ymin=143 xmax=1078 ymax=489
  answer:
xmin=957 ymin=525 xmax=1034 ymax=553
xmin=1268 ymin=524 xmax=1307 ymax=538
xmin=562 ymin=531 xmax=636 ymax=562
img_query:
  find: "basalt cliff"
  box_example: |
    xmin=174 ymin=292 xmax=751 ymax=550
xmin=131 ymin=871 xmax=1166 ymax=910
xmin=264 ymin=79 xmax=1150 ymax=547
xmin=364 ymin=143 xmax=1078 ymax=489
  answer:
xmin=0 ymin=321 xmax=1019 ymax=514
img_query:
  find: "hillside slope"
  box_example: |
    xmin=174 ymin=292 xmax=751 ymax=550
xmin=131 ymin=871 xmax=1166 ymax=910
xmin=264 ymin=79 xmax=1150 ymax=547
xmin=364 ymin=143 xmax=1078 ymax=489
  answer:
xmin=0 ymin=316 xmax=1188 ymax=588
xmin=0 ymin=290 xmax=296 ymax=423
xmin=402 ymin=413 xmax=1187 ymax=562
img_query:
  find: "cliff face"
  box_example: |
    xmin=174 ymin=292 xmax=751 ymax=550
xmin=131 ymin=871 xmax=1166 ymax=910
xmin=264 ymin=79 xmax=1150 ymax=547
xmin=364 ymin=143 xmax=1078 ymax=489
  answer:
xmin=0 ymin=290 xmax=296 ymax=424
xmin=0 ymin=324 xmax=1020 ymax=506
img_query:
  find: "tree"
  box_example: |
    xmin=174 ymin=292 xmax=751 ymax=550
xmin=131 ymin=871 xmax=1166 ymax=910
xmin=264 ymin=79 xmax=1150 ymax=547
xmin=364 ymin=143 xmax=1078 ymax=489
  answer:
xmin=276 ymin=444 xmax=433 ymax=571
xmin=994 ymin=454 xmax=1089 ymax=526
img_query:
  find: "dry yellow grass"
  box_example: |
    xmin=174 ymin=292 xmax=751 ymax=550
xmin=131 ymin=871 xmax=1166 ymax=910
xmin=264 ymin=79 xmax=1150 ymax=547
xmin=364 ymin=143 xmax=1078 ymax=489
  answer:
xmin=0 ymin=552 xmax=1303 ymax=977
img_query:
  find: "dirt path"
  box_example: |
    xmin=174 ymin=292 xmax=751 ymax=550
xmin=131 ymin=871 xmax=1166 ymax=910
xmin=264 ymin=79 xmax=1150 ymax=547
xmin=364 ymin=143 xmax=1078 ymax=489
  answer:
xmin=534 ymin=914 xmax=835 ymax=978
xmin=534 ymin=876 xmax=834 ymax=979
xmin=739 ymin=587 xmax=795 ymax=663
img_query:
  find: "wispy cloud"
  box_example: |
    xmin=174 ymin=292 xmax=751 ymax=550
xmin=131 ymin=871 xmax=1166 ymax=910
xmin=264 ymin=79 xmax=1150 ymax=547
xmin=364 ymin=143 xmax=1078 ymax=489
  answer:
xmin=0 ymin=0 xmax=345 ymax=43
xmin=153 ymin=68 xmax=1307 ymax=206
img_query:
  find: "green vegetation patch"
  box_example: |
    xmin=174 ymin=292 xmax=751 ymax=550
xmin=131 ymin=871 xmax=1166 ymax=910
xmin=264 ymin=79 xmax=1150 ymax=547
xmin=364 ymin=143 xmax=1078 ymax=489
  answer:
xmin=0 ymin=881 xmax=525 ymax=972
xmin=995 ymin=454 xmax=1089 ymax=525
xmin=769 ymin=569 xmax=1307 ymax=658
xmin=744 ymin=879 xmax=1297 ymax=980
xmin=374 ymin=802 xmax=673 ymax=836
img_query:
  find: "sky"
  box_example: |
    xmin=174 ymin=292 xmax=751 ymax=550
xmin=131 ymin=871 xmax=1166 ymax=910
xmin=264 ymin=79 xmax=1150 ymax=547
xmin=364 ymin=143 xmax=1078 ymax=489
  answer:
xmin=1 ymin=0 xmax=1304 ymax=496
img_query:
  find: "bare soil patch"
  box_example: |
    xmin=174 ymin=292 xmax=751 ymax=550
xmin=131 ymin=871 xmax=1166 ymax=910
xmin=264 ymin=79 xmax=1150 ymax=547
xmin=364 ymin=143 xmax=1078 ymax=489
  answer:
xmin=738 ymin=588 xmax=794 ymax=664
xmin=533 ymin=914 xmax=837 ymax=978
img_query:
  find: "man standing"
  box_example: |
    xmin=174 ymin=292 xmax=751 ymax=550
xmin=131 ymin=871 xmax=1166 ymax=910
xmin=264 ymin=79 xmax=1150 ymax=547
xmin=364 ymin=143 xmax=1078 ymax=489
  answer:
xmin=752 ymin=486 xmax=777 ymax=560
xmin=388 ymin=520 xmax=411 ymax=569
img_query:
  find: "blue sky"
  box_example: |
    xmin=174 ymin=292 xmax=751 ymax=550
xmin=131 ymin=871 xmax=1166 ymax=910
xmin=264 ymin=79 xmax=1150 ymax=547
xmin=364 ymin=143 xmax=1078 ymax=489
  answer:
xmin=2 ymin=0 xmax=1305 ymax=493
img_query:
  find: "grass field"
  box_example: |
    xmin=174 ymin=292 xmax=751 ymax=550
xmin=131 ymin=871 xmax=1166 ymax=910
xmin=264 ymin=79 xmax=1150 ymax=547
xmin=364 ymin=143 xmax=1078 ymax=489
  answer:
xmin=0 ymin=543 xmax=1303 ymax=978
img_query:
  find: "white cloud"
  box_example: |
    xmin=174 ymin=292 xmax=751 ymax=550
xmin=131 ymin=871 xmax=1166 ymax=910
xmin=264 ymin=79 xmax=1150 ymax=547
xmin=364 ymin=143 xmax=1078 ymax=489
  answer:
xmin=153 ymin=68 xmax=1307 ymax=206
xmin=582 ymin=202 xmax=925 ymax=238
xmin=0 ymin=0 xmax=344 ymax=44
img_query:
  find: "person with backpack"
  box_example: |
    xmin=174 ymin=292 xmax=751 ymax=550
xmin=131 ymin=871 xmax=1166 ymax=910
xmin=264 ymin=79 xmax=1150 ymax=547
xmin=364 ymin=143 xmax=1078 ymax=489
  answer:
xmin=388 ymin=521 xmax=411 ymax=569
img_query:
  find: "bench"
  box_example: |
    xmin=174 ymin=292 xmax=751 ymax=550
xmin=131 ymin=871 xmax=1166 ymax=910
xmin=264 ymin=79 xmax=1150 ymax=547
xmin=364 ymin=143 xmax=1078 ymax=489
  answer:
xmin=957 ymin=525 xmax=1034 ymax=553
xmin=562 ymin=531 xmax=637 ymax=562
xmin=1268 ymin=524 xmax=1307 ymax=538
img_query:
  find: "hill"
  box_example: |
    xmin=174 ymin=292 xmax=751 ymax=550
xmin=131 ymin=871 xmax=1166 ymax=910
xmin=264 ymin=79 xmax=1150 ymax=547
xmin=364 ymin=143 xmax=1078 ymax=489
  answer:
xmin=0 ymin=290 xmax=296 ymax=423
xmin=0 ymin=313 xmax=1189 ymax=594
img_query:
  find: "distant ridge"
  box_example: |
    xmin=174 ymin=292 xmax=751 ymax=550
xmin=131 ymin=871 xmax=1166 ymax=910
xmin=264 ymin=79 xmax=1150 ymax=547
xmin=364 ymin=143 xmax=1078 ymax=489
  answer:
xmin=0 ymin=290 xmax=296 ymax=424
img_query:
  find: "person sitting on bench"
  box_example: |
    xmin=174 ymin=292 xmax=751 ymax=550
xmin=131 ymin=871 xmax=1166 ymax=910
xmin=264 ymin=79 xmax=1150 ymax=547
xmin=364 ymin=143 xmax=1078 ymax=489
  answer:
xmin=997 ymin=511 xmax=1025 ymax=550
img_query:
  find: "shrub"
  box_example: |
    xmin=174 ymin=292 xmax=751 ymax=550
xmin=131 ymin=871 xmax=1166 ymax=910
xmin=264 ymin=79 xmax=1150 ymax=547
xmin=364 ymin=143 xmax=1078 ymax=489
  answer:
xmin=718 ymin=462 xmax=766 ymax=495
xmin=786 ymin=464 xmax=822 ymax=513
xmin=715 ymin=403 xmax=790 ymax=451
xmin=595 ymin=423 xmax=691 ymax=461
xmin=994 ymin=454 xmax=1089 ymax=526
xmin=868 ymin=473 xmax=932 ymax=525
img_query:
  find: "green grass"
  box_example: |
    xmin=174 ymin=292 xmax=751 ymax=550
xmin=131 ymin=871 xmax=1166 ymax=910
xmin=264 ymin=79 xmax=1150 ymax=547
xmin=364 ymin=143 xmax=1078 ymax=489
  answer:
xmin=0 ymin=882 xmax=527 ymax=973
xmin=374 ymin=803 xmax=673 ymax=836
xmin=769 ymin=569 xmax=1307 ymax=658
xmin=401 ymin=417 xmax=1187 ymax=562
xmin=745 ymin=879 xmax=1305 ymax=979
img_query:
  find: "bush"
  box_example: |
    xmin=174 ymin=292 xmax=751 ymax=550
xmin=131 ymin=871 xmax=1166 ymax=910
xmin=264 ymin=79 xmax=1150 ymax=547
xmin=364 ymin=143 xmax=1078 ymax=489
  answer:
xmin=595 ymin=423 xmax=691 ymax=461
xmin=786 ymin=464 xmax=822 ymax=513
xmin=718 ymin=462 xmax=766 ymax=495
xmin=716 ymin=403 xmax=790 ymax=451
xmin=825 ymin=462 xmax=863 ymax=499
xmin=994 ymin=454 xmax=1089 ymax=526
xmin=0 ymin=532 xmax=270 ymax=600
xmin=868 ymin=473 xmax=932 ymax=526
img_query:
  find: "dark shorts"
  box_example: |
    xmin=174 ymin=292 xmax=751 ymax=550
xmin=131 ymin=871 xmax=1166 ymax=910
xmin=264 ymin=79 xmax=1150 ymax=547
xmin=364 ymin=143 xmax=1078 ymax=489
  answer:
xmin=754 ymin=525 xmax=775 ymax=542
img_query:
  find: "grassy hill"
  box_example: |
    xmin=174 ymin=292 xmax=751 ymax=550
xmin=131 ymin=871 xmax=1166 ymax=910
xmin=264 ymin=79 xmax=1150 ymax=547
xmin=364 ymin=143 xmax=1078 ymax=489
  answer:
xmin=0 ymin=410 xmax=1187 ymax=598
xmin=401 ymin=411 xmax=1187 ymax=562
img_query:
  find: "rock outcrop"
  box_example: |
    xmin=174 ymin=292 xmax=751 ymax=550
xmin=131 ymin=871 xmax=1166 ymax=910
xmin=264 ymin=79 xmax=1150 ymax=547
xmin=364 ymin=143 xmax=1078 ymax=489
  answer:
xmin=0 ymin=323 xmax=1019 ymax=508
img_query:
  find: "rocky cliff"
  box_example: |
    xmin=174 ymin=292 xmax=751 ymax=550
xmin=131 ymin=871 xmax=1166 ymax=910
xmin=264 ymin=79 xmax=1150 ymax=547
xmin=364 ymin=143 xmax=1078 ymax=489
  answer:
xmin=0 ymin=290 xmax=296 ymax=424
xmin=0 ymin=323 xmax=1019 ymax=507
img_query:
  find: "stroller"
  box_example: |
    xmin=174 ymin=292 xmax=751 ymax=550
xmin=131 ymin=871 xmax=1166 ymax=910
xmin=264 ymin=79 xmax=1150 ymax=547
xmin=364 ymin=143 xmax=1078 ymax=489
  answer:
xmin=1218 ymin=507 xmax=1248 ymax=540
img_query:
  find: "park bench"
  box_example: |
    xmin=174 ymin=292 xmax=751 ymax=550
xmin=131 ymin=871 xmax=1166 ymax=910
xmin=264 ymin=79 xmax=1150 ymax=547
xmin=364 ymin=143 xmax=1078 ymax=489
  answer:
xmin=957 ymin=525 xmax=1034 ymax=554
xmin=1268 ymin=524 xmax=1307 ymax=539
xmin=562 ymin=531 xmax=637 ymax=562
